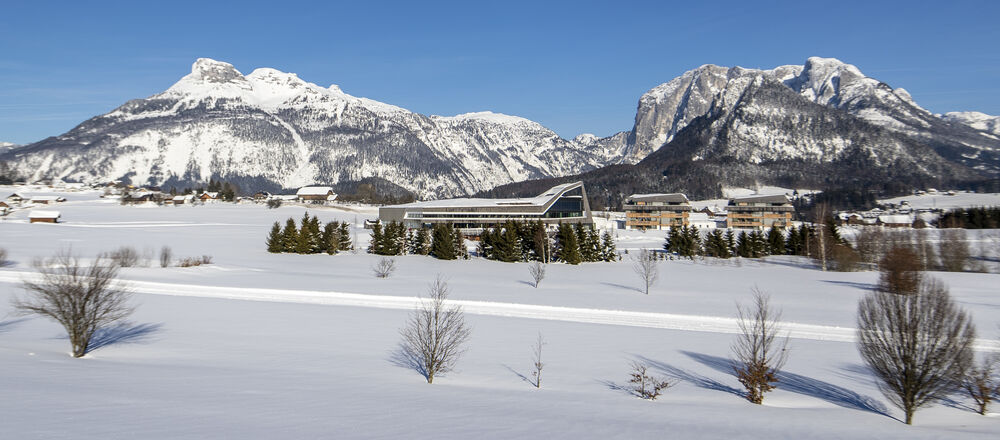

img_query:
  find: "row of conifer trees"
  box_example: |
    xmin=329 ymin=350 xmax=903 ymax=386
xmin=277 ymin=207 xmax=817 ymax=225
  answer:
xmin=368 ymin=221 xmax=469 ymax=260
xmin=478 ymin=220 xmax=617 ymax=264
xmin=266 ymin=213 xmax=353 ymax=254
xmin=665 ymin=223 xmax=848 ymax=259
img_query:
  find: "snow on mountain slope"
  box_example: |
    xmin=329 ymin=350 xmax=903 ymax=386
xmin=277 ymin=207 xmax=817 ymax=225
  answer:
xmin=941 ymin=111 xmax=1000 ymax=137
xmin=0 ymin=59 xmax=618 ymax=198
xmin=624 ymin=57 xmax=1000 ymax=172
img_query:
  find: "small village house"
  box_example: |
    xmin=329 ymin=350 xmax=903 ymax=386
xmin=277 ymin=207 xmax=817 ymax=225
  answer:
xmin=29 ymin=210 xmax=61 ymax=223
xmin=296 ymin=186 xmax=337 ymax=203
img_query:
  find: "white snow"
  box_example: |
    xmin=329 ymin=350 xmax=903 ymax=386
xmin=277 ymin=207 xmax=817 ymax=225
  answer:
xmin=880 ymin=192 xmax=1000 ymax=210
xmin=1 ymin=187 xmax=999 ymax=438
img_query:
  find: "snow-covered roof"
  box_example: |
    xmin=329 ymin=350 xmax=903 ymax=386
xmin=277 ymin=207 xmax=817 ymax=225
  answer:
xmin=201 ymin=192 xmax=219 ymax=198
xmin=172 ymin=195 xmax=190 ymax=201
xmin=30 ymin=196 xmax=64 ymax=201
xmin=296 ymin=186 xmax=335 ymax=196
xmin=688 ymin=212 xmax=713 ymax=223
xmin=392 ymin=182 xmax=582 ymax=210
xmin=29 ymin=210 xmax=60 ymax=219
xmin=878 ymin=215 xmax=912 ymax=224
xmin=627 ymin=193 xmax=689 ymax=204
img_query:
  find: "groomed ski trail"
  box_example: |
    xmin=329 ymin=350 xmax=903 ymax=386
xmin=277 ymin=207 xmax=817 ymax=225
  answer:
xmin=1 ymin=271 xmax=996 ymax=351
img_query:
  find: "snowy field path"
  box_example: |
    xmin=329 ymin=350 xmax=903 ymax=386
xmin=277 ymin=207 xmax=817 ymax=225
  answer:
xmin=2 ymin=271 xmax=996 ymax=352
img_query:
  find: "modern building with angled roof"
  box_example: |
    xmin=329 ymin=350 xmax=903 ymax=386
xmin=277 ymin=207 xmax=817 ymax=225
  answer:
xmin=623 ymin=193 xmax=693 ymax=230
xmin=726 ymin=194 xmax=795 ymax=229
xmin=379 ymin=181 xmax=592 ymax=234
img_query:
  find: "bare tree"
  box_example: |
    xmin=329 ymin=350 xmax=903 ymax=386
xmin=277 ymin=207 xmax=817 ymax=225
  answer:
xmin=857 ymin=277 xmax=976 ymax=424
xmin=13 ymin=250 xmax=134 ymax=358
xmin=399 ymin=276 xmax=471 ymax=383
xmin=0 ymin=247 xmax=8 ymax=266
xmin=813 ymin=203 xmax=831 ymax=271
xmin=731 ymin=289 xmax=789 ymax=404
xmin=531 ymin=332 xmax=545 ymax=388
xmin=632 ymin=249 xmax=659 ymax=295
xmin=372 ymin=257 xmax=396 ymax=278
xmin=878 ymin=246 xmax=923 ymax=295
xmin=159 ymin=246 xmax=172 ymax=268
xmin=964 ymin=354 xmax=1000 ymax=415
xmin=104 ymin=246 xmax=140 ymax=267
xmin=628 ymin=361 xmax=673 ymax=400
xmin=938 ymin=228 xmax=970 ymax=272
xmin=528 ymin=261 xmax=546 ymax=288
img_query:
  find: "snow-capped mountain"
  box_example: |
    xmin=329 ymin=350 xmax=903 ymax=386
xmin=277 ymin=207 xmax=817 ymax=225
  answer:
xmin=487 ymin=61 xmax=984 ymax=202
xmin=940 ymin=111 xmax=1000 ymax=137
xmin=605 ymin=57 xmax=1000 ymax=173
xmin=0 ymin=59 xmax=617 ymax=198
xmin=0 ymin=142 xmax=19 ymax=154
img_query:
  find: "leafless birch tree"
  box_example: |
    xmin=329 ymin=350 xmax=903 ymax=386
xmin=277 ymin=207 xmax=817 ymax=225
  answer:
xmin=633 ymin=249 xmax=659 ymax=295
xmin=531 ymin=332 xmax=545 ymax=388
xmin=731 ymin=289 xmax=789 ymax=404
xmin=857 ymin=277 xmax=976 ymax=424
xmin=13 ymin=250 xmax=134 ymax=358
xmin=399 ymin=276 xmax=471 ymax=383
xmin=372 ymin=257 xmax=396 ymax=278
xmin=528 ymin=261 xmax=546 ymax=288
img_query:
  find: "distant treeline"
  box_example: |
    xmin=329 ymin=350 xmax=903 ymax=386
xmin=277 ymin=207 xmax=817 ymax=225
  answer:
xmin=936 ymin=207 xmax=1000 ymax=229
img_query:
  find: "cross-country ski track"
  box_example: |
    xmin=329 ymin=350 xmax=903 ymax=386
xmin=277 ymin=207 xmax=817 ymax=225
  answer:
xmin=1 ymin=270 xmax=997 ymax=352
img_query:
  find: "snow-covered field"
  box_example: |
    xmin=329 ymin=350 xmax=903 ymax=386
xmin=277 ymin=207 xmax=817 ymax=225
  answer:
xmin=880 ymin=191 xmax=1000 ymax=210
xmin=1 ymin=187 xmax=999 ymax=438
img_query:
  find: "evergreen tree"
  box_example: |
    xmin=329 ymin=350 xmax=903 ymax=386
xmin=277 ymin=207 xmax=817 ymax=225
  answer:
xmin=478 ymin=227 xmax=496 ymax=260
xmin=266 ymin=221 xmax=283 ymax=253
xmin=430 ymin=224 xmax=457 ymax=260
xmin=281 ymin=218 xmax=299 ymax=252
xmin=338 ymin=222 xmax=353 ymax=251
xmin=496 ymin=221 xmax=521 ymax=262
xmin=826 ymin=217 xmax=846 ymax=247
xmin=295 ymin=214 xmax=314 ymax=254
xmin=369 ymin=222 xmax=384 ymax=254
xmin=307 ymin=215 xmax=323 ymax=253
xmin=705 ymin=229 xmax=730 ymax=258
xmin=736 ymin=231 xmax=751 ymax=258
xmin=322 ymin=221 xmax=339 ymax=255
xmin=601 ymin=231 xmax=617 ymax=262
xmin=725 ymin=229 xmax=737 ymax=256
xmin=412 ymin=227 xmax=430 ymax=255
xmin=766 ymin=226 xmax=784 ymax=255
xmin=555 ymin=223 xmax=582 ymax=264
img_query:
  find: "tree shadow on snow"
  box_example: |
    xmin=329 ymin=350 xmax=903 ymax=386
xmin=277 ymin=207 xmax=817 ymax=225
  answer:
xmin=634 ymin=355 xmax=744 ymax=398
xmin=820 ymin=280 xmax=878 ymax=292
xmin=598 ymin=282 xmax=644 ymax=294
xmin=682 ymin=351 xmax=891 ymax=417
xmin=502 ymin=364 xmax=536 ymax=387
xmin=388 ymin=344 xmax=429 ymax=381
xmin=86 ymin=322 xmax=164 ymax=354
xmin=0 ymin=317 xmax=29 ymax=333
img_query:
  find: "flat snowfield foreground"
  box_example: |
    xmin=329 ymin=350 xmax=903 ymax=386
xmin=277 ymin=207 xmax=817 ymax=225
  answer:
xmin=1 ymin=189 xmax=999 ymax=439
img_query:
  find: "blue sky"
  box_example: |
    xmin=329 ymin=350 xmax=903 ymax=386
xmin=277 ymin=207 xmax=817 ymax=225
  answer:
xmin=1 ymin=0 xmax=998 ymax=144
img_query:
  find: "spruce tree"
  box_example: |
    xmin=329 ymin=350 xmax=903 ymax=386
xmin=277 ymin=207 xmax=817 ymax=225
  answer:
xmin=266 ymin=221 xmax=283 ymax=253
xmin=601 ymin=231 xmax=617 ymax=262
xmin=767 ymin=226 xmax=785 ymax=255
xmin=496 ymin=222 xmax=520 ymax=262
xmin=369 ymin=222 xmax=384 ymax=254
xmin=322 ymin=221 xmax=339 ymax=255
xmin=725 ymin=229 xmax=737 ymax=256
xmin=430 ymin=224 xmax=456 ymax=260
xmin=337 ymin=222 xmax=352 ymax=251
xmin=705 ymin=229 xmax=730 ymax=258
xmin=736 ymin=231 xmax=750 ymax=258
xmin=281 ymin=218 xmax=299 ymax=252
xmin=555 ymin=223 xmax=582 ymax=264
